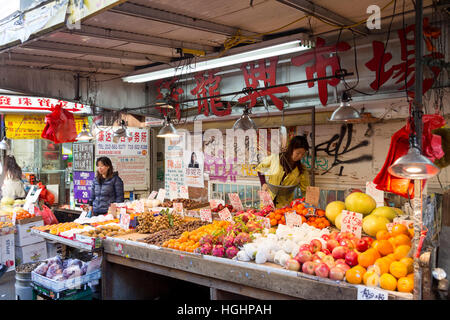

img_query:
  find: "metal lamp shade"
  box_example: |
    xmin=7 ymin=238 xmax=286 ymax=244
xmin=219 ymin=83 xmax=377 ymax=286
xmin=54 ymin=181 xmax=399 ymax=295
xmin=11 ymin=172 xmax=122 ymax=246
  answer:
xmin=388 ymin=147 xmax=440 ymax=179
xmin=76 ymin=124 xmax=94 ymax=141
xmin=329 ymin=101 xmax=361 ymax=122
xmin=233 ymin=114 xmax=256 ymax=130
xmin=0 ymin=137 xmax=10 ymax=150
xmin=157 ymin=122 xmax=179 ymax=138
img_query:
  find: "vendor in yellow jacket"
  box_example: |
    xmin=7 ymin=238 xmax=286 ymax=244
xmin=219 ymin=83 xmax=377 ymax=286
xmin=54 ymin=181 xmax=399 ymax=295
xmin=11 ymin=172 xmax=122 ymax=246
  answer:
xmin=256 ymin=135 xmax=310 ymax=208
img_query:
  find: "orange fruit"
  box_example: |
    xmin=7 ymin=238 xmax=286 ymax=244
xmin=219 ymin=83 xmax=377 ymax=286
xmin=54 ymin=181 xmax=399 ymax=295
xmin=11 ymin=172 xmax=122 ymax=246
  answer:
xmin=407 ymin=273 xmax=414 ymax=280
xmin=353 ymin=265 xmax=367 ymax=275
xmin=363 ymin=270 xmax=375 ymax=285
xmin=377 ymin=240 xmax=394 ymax=256
xmin=397 ymin=277 xmax=414 ymax=293
xmin=394 ymin=245 xmax=411 ymax=260
xmin=376 ymin=230 xmax=391 ymax=241
xmin=374 ymin=258 xmax=390 ymax=275
xmin=380 ymin=273 xmax=397 ymax=291
xmin=393 ymin=234 xmax=411 ymax=247
xmin=400 ymin=257 xmax=414 ymax=274
xmin=366 ymin=248 xmax=381 ymax=260
xmin=346 ymin=267 xmax=364 ymax=284
xmin=371 ymin=240 xmax=379 ymax=250
xmin=408 ymin=228 xmax=414 ymax=238
xmin=388 ymin=237 xmax=397 ymax=249
xmin=366 ymin=273 xmax=380 ymax=287
xmin=391 ymin=224 xmax=409 ymax=237
xmin=385 ymin=253 xmax=396 ymax=262
xmin=390 ymin=261 xmax=408 ymax=278
xmin=358 ymin=251 xmax=376 ymax=268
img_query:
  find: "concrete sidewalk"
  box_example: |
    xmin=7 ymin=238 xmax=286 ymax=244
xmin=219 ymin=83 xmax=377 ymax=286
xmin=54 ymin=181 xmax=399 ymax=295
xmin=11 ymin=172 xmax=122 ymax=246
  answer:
xmin=0 ymin=271 xmax=15 ymax=300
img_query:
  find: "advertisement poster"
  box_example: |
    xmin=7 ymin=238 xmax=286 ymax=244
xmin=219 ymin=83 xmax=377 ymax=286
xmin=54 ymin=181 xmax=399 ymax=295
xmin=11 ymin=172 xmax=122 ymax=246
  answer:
xmin=164 ymin=134 xmax=185 ymax=192
xmin=73 ymin=143 xmax=94 ymax=171
xmin=184 ymin=151 xmax=204 ymax=188
xmin=73 ymin=171 xmax=95 ymax=204
xmin=95 ymin=127 xmax=149 ymax=191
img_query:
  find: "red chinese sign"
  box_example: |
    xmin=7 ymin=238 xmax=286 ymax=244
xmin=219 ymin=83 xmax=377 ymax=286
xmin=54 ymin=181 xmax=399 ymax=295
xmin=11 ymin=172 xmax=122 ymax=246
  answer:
xmin=155 ymin=78 xmax=184 ymax=121
xmin=365 ymin=18 xmax=443 ymax=97
xmin=0 ymin=95 xmax=89 ymax=113
xmin=238 ymin=56 xmax=288 ymax=110
xmin=291 ymin=37 xmax=351 ymax=106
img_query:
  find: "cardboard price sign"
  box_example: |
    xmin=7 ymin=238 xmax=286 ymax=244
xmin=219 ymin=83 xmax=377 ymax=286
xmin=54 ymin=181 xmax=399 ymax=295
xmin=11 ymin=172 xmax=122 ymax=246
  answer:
xmin=366 ymin=181 xmax=384 ymax=207
xmin=209 ymin=199 xmax=225 ymax=210
xmin=357 ymin=286 xmax=388 ymax=300
xmin=169 ymin=182 xmax=178 ymax=200
xmin=173 ymin=202 xmax=184 ymax=215
xmin=341 ymin=210 xmax=363 ymax=239
xmin=179 ymin=186 xmax=189 ymax=199
xmin=156 ymin=189 xmax=166 ymax=203
xmin=228 ymin=193 xmax=243 ymax=211
xmin=119 ymin=212 xmax=130 ymax=230
xmin=218 ymin=207 xmax=233 ymax=222
xmin=148 ymin=191 xmax=158 ymax=199
xmin=135 ymin=200 xmax=145 ymax=213
xmin=258 ymin=191 xmax=274 ymax=208
xmin=199 ymin=209 xmax=212 ymax=222
xmin=285 ymin=211 xmax=302 ymax=228
xmin=305 ymin=186 xmax=320 ymax=207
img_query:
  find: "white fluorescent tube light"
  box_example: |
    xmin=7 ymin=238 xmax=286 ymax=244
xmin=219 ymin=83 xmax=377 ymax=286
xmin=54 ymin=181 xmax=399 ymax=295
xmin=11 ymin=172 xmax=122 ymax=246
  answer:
xmin=123 ymin=40 xmax=312 ymax=83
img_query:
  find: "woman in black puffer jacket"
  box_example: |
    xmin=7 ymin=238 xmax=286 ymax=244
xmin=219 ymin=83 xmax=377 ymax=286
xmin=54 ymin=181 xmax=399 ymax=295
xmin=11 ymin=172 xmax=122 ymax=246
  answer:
xmin=88 ymin=157 xmax=124 ymax=216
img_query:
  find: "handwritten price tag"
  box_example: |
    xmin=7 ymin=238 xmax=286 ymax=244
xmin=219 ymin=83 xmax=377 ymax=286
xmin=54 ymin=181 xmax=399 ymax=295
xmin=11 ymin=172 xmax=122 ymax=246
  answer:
xmin=258 ymin=191 xmax=274 ymax=208
xmin=218 ymin=207 xmax=233 ymax=222
xmin=357 ymin=286 xmax=388 ymax=300
xmin=169 ymin=182 xmax=178 ymax=200
xmin=179 ymin=186 xmax=189 ymax=199
xmin=366 ymin=182 xmax=384 ymax=207
xmin=119 ymin=212 xmax=130 ymax=230
xmin=341 ymin=210 xmax=363 ymax=239
xmin=285 ymin=211 xmax=302 ymax=228
xmin=305 ymin=186 xmax=320 ymax=207
xmin=156 ymin=189 xmax=166 ymax=203
xmin=173 ymin=202 xmax=184 ymax=215
xmin=228 ymin=193 xmax=243 ymax=211
xmin=148 ymin=191 xmax=158 ymax=199
xmin=209 ymin=199 xmax=225 ymax=210
xmin=200 ymin=209 xmax=212 ymax=222
xmin=135 ymin=200 xmax=145 ymax=213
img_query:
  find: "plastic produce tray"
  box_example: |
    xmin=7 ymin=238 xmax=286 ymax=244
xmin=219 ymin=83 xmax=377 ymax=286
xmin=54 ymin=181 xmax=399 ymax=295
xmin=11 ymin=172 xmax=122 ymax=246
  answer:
xmin=31 ymin=269 xmax=101 ymax=293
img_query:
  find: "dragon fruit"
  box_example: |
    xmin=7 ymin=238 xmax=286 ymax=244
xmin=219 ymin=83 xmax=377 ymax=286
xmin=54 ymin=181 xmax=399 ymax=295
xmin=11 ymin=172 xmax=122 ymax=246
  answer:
xmin=214 ymin=234 xmax=225 ymax=245
xmin=199 ymin=234 xmax=214 ymax=246
xmin=226 ymin=246 xmax=239 ymax=259
xmin=246 ymin=221 xmax=262 ymax=233
xmin=212 ymin=245 xmax=226 ymax=258
xmin=233 ymin=232 xmax=251 ymax=247
xmin=223 ymin=235 xmax=235 ymax=249
xmin=200 ymin=243 xmax=213 ymax=255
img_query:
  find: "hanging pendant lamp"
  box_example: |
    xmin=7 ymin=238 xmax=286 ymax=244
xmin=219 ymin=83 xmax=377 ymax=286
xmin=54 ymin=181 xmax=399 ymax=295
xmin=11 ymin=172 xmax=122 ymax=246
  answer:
xmin=233 ymin=107 xmax=256 ymax=130
xmin=157 ymin=116 xmax=179 ymax=138
xmin=0 ymin=137 xmax=10 ymax=150
xmin=329 ymin=91 xmax=361 ymax=122
xmin=76 ymin=124 xmax=94 ymax=141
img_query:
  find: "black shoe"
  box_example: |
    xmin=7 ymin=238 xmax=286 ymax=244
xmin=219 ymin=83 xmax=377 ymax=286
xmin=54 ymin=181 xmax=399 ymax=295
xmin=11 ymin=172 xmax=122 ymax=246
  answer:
xmin=0 ymin=264 xmax=8 ymax=280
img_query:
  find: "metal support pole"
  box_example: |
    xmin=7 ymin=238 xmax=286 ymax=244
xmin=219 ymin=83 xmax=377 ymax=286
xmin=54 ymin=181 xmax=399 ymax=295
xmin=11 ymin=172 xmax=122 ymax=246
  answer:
xmin=310 ymin=106 xmax=316 ymax=186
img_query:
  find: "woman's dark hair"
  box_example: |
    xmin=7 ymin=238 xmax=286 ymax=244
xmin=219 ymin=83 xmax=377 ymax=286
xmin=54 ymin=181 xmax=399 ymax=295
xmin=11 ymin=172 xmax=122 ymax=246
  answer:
xmin=4 ymin=155 xmax=23 ymax=180
xmin=280 ymin=135 xmax=309 ymax=175
xmin=96 ymin=156 xmax=114 ymax=182
xmin=190 ymin=152 xmax=197 ymax=164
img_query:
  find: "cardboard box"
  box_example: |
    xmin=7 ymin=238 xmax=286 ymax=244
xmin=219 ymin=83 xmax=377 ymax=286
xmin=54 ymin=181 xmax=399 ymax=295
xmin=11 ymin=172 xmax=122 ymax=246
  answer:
xmin=0 ymin=233 xmax=15 ymax=271
xmin=15 ymin=216 xmax=44 ymax=247
xmin=46 ymin=240 xmax=64 ymax=258
xmin=15 ymin=241 xmax=47 ymax=265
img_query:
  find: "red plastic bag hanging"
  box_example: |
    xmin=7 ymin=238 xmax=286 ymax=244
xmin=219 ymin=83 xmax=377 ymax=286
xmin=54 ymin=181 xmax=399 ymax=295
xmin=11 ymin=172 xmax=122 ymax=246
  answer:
xmin=35 ymin=205 xmax=58 ymax=225
xmin=373 ymin=113 xmax=445 ymax=198
xmin=41 ymin=102 xmax=77 ymax=143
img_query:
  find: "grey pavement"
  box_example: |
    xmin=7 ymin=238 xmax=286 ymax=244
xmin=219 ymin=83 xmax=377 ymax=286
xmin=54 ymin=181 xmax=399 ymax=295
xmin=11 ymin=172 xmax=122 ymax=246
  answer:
xmin=0 ymin=271 xmax=15 ymax=300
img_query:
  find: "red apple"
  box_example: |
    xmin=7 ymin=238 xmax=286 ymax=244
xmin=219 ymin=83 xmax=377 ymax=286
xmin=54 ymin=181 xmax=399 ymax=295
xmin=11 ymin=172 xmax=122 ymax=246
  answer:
xmin=299 ymin=244 xmax=312 ymax=253
xmin=310 ymin=239 xmax=322 ymax=253
xmin=329 ymin=267 xmax=346 ymax=281
xmin=314 ymin=263 xmax=330 ymax=278
xmin=335 ymin=263 xmax=351 ymax=273
xmin=315 ymin=251 xmax=326 ymax=260
xmin=355 ymin=238 xmax=369 ymax=252
xmin=295 ymin=250 xmax=312 ymax=264
xmin=362 ymin=236 xmax=374 ymax=247
xmin=302 ymin=261 xmax=316 ymax=275
xmin=335 ymin=258 xmax=346 ymax=265
xmin=344 ymin=250 xmax=359 ymax=267
xmin=322 ymin=255 xmax=335 ymax=269
xmin=321 ymin=234 xmax=330 ymax=241
xmin=332 ymin=246 xmax=348 ymax=260
xmin=329 ymin=230 xmax=340 ymax=240
xmin=321 ymin=248 xmax=331 ymax=255
xmin=326 ymin=239 xmax=340 ymax=252
xmin=285 ymin=258 xmax=301 ymax=271
xmin=340 ymin=239 xmax=355 ymax=250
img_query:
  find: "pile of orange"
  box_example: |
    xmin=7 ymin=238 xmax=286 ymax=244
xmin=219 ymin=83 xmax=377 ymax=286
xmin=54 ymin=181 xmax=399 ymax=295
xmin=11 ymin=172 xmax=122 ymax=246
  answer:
xmin=33 ymin=222 xmax=83 ymax=235
xmin=267 ymin=210 xmax=287 ymax=226
xmin=305 ymin=216 xmax=330 ymax=229
xmin=346 ymin=223 xmax=415 ymax=293
xmin=8 ymin=209 xmax=34 ymax=220
xmin=163 ymin=220 xmax=229 ymax=253
xmin=268 ymin=204 xmax=329 ymax=229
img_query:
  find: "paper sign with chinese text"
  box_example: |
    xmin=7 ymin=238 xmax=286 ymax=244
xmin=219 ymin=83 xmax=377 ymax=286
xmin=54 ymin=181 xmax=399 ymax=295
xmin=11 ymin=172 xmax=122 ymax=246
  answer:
xmin=179 ymin=186 xmax=189 ymax=199
xmin=119 ymin=212 xmax=130 ymax=230
xmin=305 ymin=186 xmax=320 ymax=207
xmin=156 ymin=189 xmax=166 ymax=203
xmin=218 ymin=208 xmax=233 ymax=222
xmin=357 ymin=286 xmax=388 ymax=300
xmin=135 ymin=200 xmax=145 ymax=213
xmin=366 ymin=182 xmax=384 ymax=207
xmin=200 ymin=209 xmax=212 ymax=222
xmin=148 ymin=191 xmax=158 ymax=199
xmin=173 ymin=203 xmax=184 ymax=215
xmin=341 ymin=210 xmax=363 ymax=238
xmin=209 ymin=199 xmax=225 ymax=209
xmin=169 ymin=182 xmax=178 ymax=200
xmin=228 ymin=193 xmax=244 ymax=211
xmin=258 ymin=191 xmax=274 ymax=208
xmin=285 ymin=212 xmax=302 ymax=228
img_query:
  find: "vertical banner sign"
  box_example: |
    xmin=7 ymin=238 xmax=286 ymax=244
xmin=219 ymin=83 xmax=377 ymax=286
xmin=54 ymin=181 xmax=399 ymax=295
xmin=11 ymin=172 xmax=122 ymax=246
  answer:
xmin=164 ymin=134 xmax=185 ymax=193
xmin=258 ymin=191 xmax=274 ymax=208
xmin=73 ymin=143 xmax=94 ymax=171
xmin=228 ymin=193 xmax=244 ymax=211
xmin=366 ymin=181 xmax=384 ymax=207
xmin=169 ymin=182 xmax=178 ymax=200
xmin=184 ymin=151 xmax=204 ymax=187
xmin=218 ymin=208 xmax=233 ymax=222
xmin=305 ymin=186 xmax=320 ymax=207
xmin=119 ymin=212 xmax=130 ymax=230
xmin=73 ymin=171 xmax=95 ymax=204
xmin=156 ymin=189 xmax=166 ymax=203
xmin=179 ymin=186 xmax=189 ymax=199
xmin=341 ymin=210 xmax=363 ymax=238
xmin=200 ymin=209 xmax=212 ymax=222
xmin=148 ymin=191 xmax=158 ymax=199
xmin=285 ymin=212 xmax=302 ymax=228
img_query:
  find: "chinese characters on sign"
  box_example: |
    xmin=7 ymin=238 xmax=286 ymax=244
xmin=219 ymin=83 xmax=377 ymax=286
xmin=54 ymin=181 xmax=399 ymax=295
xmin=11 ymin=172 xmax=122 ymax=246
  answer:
xmin=0 ymin=95 xmax=89 ymax=113
xmin=341 ymin=210 xmax=363 ymax=239
xmin=218 ymin=207 xmax=233 ymax=222
xmin=285 ymin=212 xmax=302 ymax=228
xmin=357 ymin=286 xmax=388 ymax=300
xmin=73 ymin=171 xmax=95 ymax=204
xmin=164 ymin=134 xmax=185 ymax=192
xmin=228 ymin=193 xmax=244 ymax=211
xmin=200 ymin=209 xmax=212 ymax=223
xmin=73 ymin=143 xmax=94 ymax=171
xmin=184 ymin=151 xmax=204 ymax=188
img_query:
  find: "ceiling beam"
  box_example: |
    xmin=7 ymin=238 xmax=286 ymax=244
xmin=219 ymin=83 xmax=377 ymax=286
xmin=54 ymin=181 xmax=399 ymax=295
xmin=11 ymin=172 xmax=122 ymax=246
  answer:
xmin=276 ymin=0 xmax=369 ymax=35
xmin=0 ymin=53 xmax=135 ymax=72
xmin=62 ymin=25 xmax=216 ymax=52
xmin=22 ymin=40 xmax=172 ymax=64
xmin=110 ymin=2 xmax=252 ymax=37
